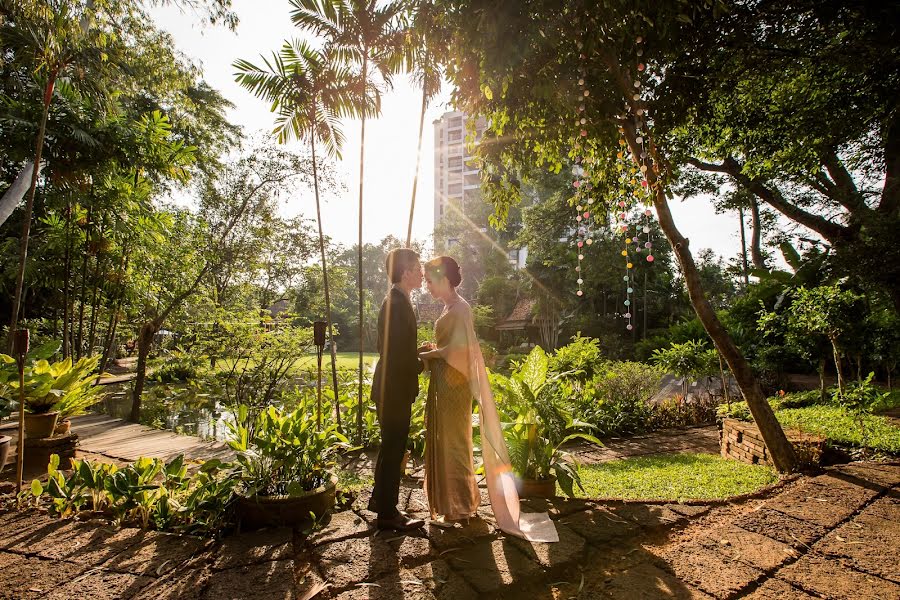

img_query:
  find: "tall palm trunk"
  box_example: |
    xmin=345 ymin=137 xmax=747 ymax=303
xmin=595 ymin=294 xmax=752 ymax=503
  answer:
xmin=62 ymin=201 xmax=73 ymax=358
xmin=310 ymin=133 xmax=342 ymax=431
xmin=9 ymin=72 xmax=56 ymax=349
xmin=406 ymin=86 xmax=427 ymax=247
xmin=76 ymin=206 xmax=93 ymax=359
xmin=356 ymin=56 xmax=368 ymax=444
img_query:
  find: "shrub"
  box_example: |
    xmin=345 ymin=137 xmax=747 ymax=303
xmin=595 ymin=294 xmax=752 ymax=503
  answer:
xmin=152 ymin=351 xmax=204 ymax=383
xmin=568 ymin=361 xmax=662 ymax=437
xmin=550 ymin=334 xmax=603 ymax=381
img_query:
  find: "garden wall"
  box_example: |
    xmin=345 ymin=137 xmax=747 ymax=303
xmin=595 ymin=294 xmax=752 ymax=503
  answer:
xmin=720 ymin=418 xmax=824 ymax=467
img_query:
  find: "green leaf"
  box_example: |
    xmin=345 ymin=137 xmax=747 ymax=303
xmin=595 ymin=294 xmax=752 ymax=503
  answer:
xmin=31 ymin=479 xmax=43 ymax=497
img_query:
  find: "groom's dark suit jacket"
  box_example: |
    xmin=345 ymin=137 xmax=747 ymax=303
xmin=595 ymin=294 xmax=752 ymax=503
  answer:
xmin=371 ymin=287 xmax=423 ymax=423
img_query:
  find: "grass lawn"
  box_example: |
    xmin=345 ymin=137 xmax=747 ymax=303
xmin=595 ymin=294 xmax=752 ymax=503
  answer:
xmin=775 ymin=405 xmax=900 ymax=453
xmin=566 ymin=453 xmax=779 ymax=501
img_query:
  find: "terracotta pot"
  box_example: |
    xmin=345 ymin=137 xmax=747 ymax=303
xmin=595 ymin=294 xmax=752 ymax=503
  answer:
xmin=24 ymin=412 xmax=59 ymax=440
xmin=516 ymin=474 xmax=557 ymax=499
xmin=237 ymin=473 xmax=337 ymax=530
xmin=0 ymin=435 xmax=10 ymax=470
xmin=54 ymin=419 xmax=71 ymax=436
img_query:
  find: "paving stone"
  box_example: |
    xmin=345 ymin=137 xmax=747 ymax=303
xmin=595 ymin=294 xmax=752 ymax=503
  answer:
xmin=0 ymin=551 xmax=84 ymax=599
xmin=665 ymin=504 xmax=712 ymax=519
xmin=602 ymin=561 xmax=715 ymax=599
xmin=608 ymin=504 xmax=688 ymax=530
xmin=829 ymin=462 xmax=900 ymax=489
xmin=425 ymin=515 xmax=496 ymax=550
xmin=814 ymin=511 xmax=900 ymax=584
xmin=558 ymin=507 xmax=640 ymax=547
xmin=742 ymin=578 xmax=820 ymax=599
xmin=378 ymin=530 xmax=435 ymax=565
xmin=700 ymin=525 xmax=797 ymax=571
xmin=657 ymin=544 xmax=763 ymax=599
xmin=314 ymin=534 xmax=400 ymax=589
xmin=507 ymin=521 xmax=586 ymax=568
xmin=45 ymin=569 xmax=155 ymax=600
xmin=764 ymin=479 xmax=875 ymax=529
xmin=332 ymin=560 xmax=477 ymax=600
xmin=519 ymin=497 xmax=592 ymax=519
xmin=202 ymin=558 xmax=296 ymax=600
xmin=857 ymin=492 xmax=900 ymax=522
xmin=132 ymin=559 xmax=214 ymax=600
xmin=443 ymin=537 xmax=543 ymax=594
xmin=405 ymin=487 xmax=430 ymax=514
xmin=0 ymin=512 xmax=79 ymax=554
xmin=778 ymin=553 xmax=900 ymax=600
xmin=62 ymin=525 xmax=148 ymax=567
xmin=103 ymin=530 xmax=209 ymax=576
xmin=307 ymin=510 xmax=372 ymax=546
xmin=213 ymin=527 xmax=295 ymax=570
xmin=732 ymin=507 xmax=828 ymax=549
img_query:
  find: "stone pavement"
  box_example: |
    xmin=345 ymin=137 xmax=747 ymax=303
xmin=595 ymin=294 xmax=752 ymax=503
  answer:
xmin=0 ymin=461 xmax=897 ymax=599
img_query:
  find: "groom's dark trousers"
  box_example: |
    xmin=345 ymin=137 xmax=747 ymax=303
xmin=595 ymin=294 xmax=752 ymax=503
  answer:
xmin=370 ymin=287 xmax=423 ymax=519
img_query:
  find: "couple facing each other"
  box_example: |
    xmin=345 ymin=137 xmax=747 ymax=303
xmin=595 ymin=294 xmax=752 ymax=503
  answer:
xmin=368 ymin=248 xmax=558 ymax=543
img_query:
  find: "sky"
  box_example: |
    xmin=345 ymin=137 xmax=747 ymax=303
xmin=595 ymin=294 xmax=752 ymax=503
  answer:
xmin=152 ymin=0 xmax=743 ymax=261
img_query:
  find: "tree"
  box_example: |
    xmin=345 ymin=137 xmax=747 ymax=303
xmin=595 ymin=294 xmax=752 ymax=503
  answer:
xmin=291 ymin=0 xmax=406 ymax=442
xmin=434 ymin=0 xmax=798 ymax=471
xmin=235 ymin=41 xmax=360 ymax=430
xmin=400 ymin=0 xmax=445 ymax=246
xmin=2 ymin=0 xmax=118 ymax=346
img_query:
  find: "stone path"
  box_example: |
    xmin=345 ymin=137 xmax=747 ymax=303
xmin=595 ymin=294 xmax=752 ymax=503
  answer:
xmin=570 ymin=425 xmax=722 ymax=464
xmin=1 ymin=460 xmax=897 ymax=599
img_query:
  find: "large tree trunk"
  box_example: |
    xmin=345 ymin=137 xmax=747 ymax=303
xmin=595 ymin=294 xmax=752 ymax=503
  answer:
xmin=620 ymin=116 xmax=797 ymax=472
xmin=9 ymin=74 xmax=55 ymax=348
xmin=0 ymin=161 xmax=40 ymax=230
xmin=310 ymin=134 xmax=341 ymax=431
xmin=407 ymin=86 xmax=428 ymax=247
xmin=130 ymin=321 xmax=158 ymax=422
xmin=749 ymin=198 xmax=766 ymax=269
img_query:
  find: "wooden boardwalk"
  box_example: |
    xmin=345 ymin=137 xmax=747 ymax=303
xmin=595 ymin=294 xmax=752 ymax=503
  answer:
xmin=1 ymin=414 xmax=234 ymax=464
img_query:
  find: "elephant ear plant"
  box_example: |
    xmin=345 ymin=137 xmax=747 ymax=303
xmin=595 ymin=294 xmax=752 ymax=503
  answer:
xmin=492 ymin=346 xmax=602 ymax=497
xmin=226 ymin=404 xmax=351 ymax=498
xmin=0 ymin=346 xmax=104 ymax=416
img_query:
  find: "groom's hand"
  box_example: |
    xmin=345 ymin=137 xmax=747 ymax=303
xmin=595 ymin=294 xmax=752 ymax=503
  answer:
xmin=417 ymin=342 xmax=435 ymax=354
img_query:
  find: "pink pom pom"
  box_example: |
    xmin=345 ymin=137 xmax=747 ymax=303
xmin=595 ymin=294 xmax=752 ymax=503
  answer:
xmin=583 ymin=212 xmax=590 ymax=218
xmin=573 ymin=180 xmax=581 ymax=188
xmin=577 ymin=241 xmax=584 ymax=248
xmin=647 ymin=255 xmax=654 ymax=262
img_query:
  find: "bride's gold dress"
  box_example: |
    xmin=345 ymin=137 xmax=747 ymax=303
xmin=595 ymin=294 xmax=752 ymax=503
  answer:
xmin=424 ymin=302 xmax=480 ymax=520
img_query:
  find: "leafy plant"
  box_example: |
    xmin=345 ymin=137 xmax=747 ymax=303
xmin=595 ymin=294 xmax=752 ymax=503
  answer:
xmin=492 ymin=346 xmax=601 ymax=497
xmin=226 ymin=404 xmax=351 ymax=498
xmin=0 ymin=351 xmax=103 ymax=415
xmin=651 ymin=340 xmax=712 ymax=397
xmin=549 ymin=334 xmax=603 ymax=382
xmin=835 ymin=372 xmax=888 ymax=451
xmin=151 ymin=348 xmax=204 ymax=383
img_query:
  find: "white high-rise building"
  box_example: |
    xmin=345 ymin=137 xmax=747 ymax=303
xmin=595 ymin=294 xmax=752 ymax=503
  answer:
xmin=432 ymin=110 xmax=527 ymax=269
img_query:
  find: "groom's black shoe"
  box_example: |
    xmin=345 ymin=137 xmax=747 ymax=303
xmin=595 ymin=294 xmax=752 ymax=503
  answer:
xmin=377 ymin=513 xmax=425 ymax=531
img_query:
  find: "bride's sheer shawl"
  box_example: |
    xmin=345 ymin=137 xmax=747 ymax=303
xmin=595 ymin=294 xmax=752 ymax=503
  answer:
xmin=434 ymin=299 xmax=559 ymax=543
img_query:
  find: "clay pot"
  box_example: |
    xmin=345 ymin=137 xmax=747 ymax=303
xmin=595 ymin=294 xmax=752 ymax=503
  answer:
xmin=24 ymin=412 xmax=59 ymax=440
xmin=0 ymin=435 xmax=10 ymax=470
xmin=236 ymin=473 xmax=337 ymax=530
xmin=515 ymin=474 xmax=558 ymax=499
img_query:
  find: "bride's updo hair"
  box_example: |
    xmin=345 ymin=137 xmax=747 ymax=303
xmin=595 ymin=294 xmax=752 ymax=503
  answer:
xmin=424 ymin=256 xmax=462 ymax=288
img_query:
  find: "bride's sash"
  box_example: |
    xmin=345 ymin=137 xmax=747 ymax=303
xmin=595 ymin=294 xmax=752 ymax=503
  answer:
xmin=435 ymin=300 xmax=558 ymax=543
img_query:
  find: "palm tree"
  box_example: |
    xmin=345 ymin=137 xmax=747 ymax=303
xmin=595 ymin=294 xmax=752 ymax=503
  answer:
xmin=291 ymin=0 xmax=406 ymax=443
xmin=401 ymin=0 xmax=444 ymax=247
xmin=234 ymin=41 xmax=367 ymax=431
xmin=2 ymin=0 xmax=114 ymax=346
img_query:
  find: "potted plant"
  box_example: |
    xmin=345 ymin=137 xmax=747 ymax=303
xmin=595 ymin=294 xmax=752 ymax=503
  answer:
xmin=226 ymin=404 xmax=350 ymax=529
xmin=51 ymin=355 xmax=104 ymax=435
xmin=0 ymin=346 xmax=100 ymax=439
xmin=492 ymin=346 xmax=602 ymax=498
xmin=0 ymin=395 xmax=12 ymax=470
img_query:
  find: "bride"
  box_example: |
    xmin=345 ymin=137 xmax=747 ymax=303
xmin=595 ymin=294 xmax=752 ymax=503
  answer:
xmin=417 ymin=256 xmax=558 ymax=542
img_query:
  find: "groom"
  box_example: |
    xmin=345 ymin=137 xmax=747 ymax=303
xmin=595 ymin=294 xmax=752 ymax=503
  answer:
xmin=369 ymin=248 xmax=426 ymax=531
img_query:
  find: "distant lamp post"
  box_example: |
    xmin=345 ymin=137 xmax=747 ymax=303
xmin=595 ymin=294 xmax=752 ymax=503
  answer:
xmin=13 ymin=329 xmax=29 ymax=495
xmin=313 ymin=321 xmax=327 ymax=430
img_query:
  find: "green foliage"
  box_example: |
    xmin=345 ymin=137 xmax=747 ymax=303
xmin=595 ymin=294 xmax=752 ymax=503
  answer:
xmin=775 ymin=406 xmax=900 ymax=455
xmin=570 ymin=454 xmax=778 ymax=501
xmin=0 ymin=352 xmax=103 ymax=415
xmin=30 ymin=454 xmax=237 ymax=536
xmin=651 ymin=340 xmax=712 ymax=381
xmin=226 ymin=404 xmax=351 ymax=498
xmin=151 ymin=349 xmax=205 ymax=384
xmin=0 ymin=395 xmax=12 ymax=420
xmin=548 ymin=334 xmax=602 ymax=382
xmin=492 ymin=346 xmax=601 ymax=497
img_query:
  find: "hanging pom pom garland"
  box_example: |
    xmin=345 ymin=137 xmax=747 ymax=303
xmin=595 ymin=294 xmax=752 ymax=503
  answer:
xmin=571 ymin=39 xmax=593 ymax=299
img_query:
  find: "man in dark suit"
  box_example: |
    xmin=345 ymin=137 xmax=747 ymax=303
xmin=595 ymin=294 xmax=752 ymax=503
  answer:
xmin=369 ymin=248 xmax=426 ymax=531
